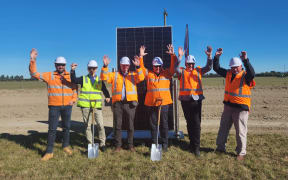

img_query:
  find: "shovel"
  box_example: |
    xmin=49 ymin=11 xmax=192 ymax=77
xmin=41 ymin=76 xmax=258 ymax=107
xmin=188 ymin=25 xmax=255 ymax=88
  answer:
xmin=151 ymin=99 xmax=163 ymax=161
xmin=88 ymin=100 xmax=99 ymax=159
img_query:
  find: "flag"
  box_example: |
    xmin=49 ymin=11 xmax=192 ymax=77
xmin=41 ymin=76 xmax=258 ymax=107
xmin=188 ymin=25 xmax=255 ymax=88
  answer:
xmin=184 ymin=24 xmax=189 ymax=59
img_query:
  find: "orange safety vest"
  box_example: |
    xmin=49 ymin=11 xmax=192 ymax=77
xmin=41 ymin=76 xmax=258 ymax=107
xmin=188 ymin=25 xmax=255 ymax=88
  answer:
xmin=100 ymin=67 xmax=144 ymax=104
xmin=145 ymin=70 xmax=172 ymax=106
xmin=224 ymin=70 xmax=255 ymax=109
xmin=178 ymin=67 xmax=203 ymax=100
xmin=29 ymin=60 xmax=77 ymax=106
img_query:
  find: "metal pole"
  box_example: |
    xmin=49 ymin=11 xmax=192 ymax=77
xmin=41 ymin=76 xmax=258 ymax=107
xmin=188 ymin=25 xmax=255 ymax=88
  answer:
xmin=163 ymin=9 xmax=168 ymax=26
xmin=173 ymin=79 xmax=179 ymax=138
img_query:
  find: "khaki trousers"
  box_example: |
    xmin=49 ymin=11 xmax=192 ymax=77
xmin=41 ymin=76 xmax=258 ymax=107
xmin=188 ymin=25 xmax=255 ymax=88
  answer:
xmin=81 ymin=107 xmax=106 ymax=147
xmin=216 ymin=104 xmax=249 ymax=155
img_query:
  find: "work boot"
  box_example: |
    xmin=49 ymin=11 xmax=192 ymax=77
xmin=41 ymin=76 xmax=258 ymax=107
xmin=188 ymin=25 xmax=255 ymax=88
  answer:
xmin=63 ymin=147 xmax=73 ymax=156
xmin=129 ymin=146 xmax=136 ymax=152
xmin=41 ymin=153 xmax=54 ymax=161
xmin=194 ymin=147 xmax=200 ymax=157
xmin=237 ymin=155 xmax=245 ymax=161
xmin=100 ymin=146 xmax=106 ymax=152
xmin=163 ymin=144 xmax=168 ymax=152
xmin=114 ymin=147 xmax=122 ymax=153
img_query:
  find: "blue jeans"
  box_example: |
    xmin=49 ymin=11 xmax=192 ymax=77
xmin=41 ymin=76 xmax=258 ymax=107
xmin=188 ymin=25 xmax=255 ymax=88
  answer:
xmin=46 ymin=106 xmax=72 ymax=153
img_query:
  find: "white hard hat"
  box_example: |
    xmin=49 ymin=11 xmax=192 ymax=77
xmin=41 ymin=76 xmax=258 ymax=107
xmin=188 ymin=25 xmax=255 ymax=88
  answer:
xmin=186 ymin=55 xmax=196 ymax=63
xmin=152 ymin=57 xmax=163 ymax=66
xmin=87 ymin=60 xmax=98 ymax=67
xmin=120 ymin=56 xmax=130 ymax=65
xmin=55 ymin=56 xmax=67 ymax=64
xmin=229 ymin=57 xmax=242 ymax=67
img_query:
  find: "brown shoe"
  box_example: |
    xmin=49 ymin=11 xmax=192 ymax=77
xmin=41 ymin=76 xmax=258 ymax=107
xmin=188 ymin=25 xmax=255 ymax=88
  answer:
xmin=41 ymin=153 xmax=54 ymax=161
xmin=237 ymin=155 xmax=245 ymax=161
xmin=63 ymin=147 xmax=73 ymax=156
xmin=129 ymin=147 xmax=136 ymax=152
xmin=114 ymin=147 xmax=122 ymax=153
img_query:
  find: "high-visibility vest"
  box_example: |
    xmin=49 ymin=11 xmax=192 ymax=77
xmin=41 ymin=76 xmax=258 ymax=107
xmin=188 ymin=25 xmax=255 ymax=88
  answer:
xmin=77 ymin=75 xmax=102 ymax=108
xmin=224 ymin=70 xmax=255 ymax=109
xmin=179 ymin=67 xmax=203 ymax=100
xmin=145 ymin=70 xmax=172 ymax=106
xmin=46 ymin=72 xmax=77 ymax=106
xmin=29 ymin=60 xmax=77 ymax=106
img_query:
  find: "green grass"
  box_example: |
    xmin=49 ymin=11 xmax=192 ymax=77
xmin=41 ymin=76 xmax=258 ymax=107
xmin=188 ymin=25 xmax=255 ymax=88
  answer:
xmin=0 ymin=81 xmax=46 ymax=89
xmin=0 ymin=132 xmax=287 ymax=179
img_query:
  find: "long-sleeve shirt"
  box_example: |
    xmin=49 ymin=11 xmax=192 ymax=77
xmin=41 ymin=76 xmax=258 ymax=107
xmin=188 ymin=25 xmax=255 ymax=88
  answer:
xmin=213 ymin=56 xmax=255 ymax=110
xmin=70 ymin=70 xmax=110 ymax=99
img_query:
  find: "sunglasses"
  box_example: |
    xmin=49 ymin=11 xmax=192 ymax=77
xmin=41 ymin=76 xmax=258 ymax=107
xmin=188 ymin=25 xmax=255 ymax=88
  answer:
xmin=186 ymin=63 xmax=194 ymax=66
xmin=88 ymin=67 xmax=97 ymax=70
xmin=153 ymin=65 xmax=162 ymax=68
xmin=56 ymin=64 xmax=66 ymax=67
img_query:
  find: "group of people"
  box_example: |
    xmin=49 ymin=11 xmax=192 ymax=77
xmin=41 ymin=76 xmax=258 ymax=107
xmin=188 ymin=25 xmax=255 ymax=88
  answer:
xmin=29 ymin=43 xmax=255 ymax=161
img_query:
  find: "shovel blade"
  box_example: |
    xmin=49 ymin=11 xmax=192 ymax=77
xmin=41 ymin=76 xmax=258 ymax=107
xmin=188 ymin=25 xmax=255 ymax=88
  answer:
xmin=150 ymin=144 xmax=162 ymax=161
xmin=88 ymin=143 xmax=99 ymax=159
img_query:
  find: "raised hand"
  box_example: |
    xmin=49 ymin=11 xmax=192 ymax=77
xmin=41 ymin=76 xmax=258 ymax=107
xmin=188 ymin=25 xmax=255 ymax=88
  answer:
xmin=205 ymin=46 xmax=213 ymax=58
xmin=103 ymin=55 xmax=110 ymax=66
xmin=71 ymin=63 xmax=78 ymax=70
xmin=166 ymin=44 xmax=174 ymax=55
xmin=215 ymin=48 xmax=223 ymax=58
xmin=30 ymin=48 xmax=38 ymax=60
xmin=132 ymin=56 xmax=140 ymax=66
xmin=178 ymin=47 xmax=185 ymax=60
xmin=139 ymin=45 xmax=148 ymax=57
xmin=240 ymin=51 xmax=247 ymax=61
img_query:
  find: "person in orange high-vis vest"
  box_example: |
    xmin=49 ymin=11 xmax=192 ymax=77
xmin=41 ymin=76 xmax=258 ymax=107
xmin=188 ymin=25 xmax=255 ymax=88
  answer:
xmin=175 ymin=46 xmax=213 ymax=156
xmin=213 ymin=48 xmax=255 ymax=161
xmin=137 ymin=44 xmax=177 ymax=152
xmin=100 ymin=55 xmax=144 ymax=152
xmin=29 ymin=48 xmax=77 ymax=161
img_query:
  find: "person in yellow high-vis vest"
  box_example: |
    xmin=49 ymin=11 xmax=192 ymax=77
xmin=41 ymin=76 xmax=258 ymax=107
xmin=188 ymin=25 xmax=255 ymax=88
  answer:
xmin=100 ymin=55 xmax=144 ymax=152
xmin=213 ymin=48 xmax=255 ymax=161
xmin=175 ymin=46 xmax=213 ymax=156
xmin=70 ymin=60 xmax=110 ymax=152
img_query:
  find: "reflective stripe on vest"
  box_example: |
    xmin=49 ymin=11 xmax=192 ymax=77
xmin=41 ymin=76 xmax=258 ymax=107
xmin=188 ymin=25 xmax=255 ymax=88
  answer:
xmin=224 ymin=72 xmax=251 ymax=98
xmin=48 ymin=85 xmax=71 ymax=89
xmin=112 ymin=72 xmax=137 ymax=96
xmin=147 ymin=88 xmax=170 ymax=92
xmin=48 ymin=93 xmax=73 ymax=96
xmin=180 ymin=69 xmax=203 ymax=92
xmin=77 ymin=75 xmax=102 ymax=108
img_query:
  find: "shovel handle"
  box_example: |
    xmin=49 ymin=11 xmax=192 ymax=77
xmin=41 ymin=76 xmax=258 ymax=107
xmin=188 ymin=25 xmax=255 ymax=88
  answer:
xmin=157 ymin=105 xmax=162 ymax=126
xmin=90 ymin=100 xmax=97 ymax=125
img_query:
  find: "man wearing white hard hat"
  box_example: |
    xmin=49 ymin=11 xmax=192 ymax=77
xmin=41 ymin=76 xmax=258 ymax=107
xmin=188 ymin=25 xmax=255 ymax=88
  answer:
xmin=29 ymin=49 xmax=77 ymax=161
xmin=175 ymin=46 xmax=213 ymax=156
xmin=70 ymin=60 xmax=110 ymax=152
xmin=137 ymin=44 xmax=177 ymax=152
xmin=213 ymin=48 xmax=255 ymax=161
xmin=101 ymin=55 xmax=144 ymax=152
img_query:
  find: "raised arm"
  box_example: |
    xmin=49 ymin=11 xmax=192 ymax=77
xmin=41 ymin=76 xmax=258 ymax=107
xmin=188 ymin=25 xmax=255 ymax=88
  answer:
xmin=240 ymin=51 xmax=255 ymax=84
xmin=29 ymin=48 xmax=50 ymax=83
xmin=213 ymin=48 xmax=227 ymax=78
xmin=201 ymin=46 xmax=213 ymax=75
xmin=139 ymin=45 xmax=148 ymax=77
xmin=100 ymin=55 xmax=114 ymax=84
xmin=132 ymin=56 xmax=145 ymax=83
xmin=166 ymin=44 xmax=177 ymax=77
xmin=175 ymin=47 xmax=184 ymax=77
xmin=70 ymin=63 xmax=83 ymax=85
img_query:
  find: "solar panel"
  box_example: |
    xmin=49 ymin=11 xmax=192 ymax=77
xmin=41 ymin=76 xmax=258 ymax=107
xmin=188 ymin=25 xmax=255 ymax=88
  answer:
xmin=116 ymin=26 xmax=174 ymax=130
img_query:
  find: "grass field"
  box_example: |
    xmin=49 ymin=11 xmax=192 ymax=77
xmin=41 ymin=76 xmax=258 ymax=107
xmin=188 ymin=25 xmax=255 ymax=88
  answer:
xmin=0 ymin=132 xmax=287 ymax=179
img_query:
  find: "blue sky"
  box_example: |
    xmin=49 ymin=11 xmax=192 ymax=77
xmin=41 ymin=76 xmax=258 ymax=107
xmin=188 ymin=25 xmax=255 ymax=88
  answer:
xmin=0 ymin=0 xmax=287 ymax=77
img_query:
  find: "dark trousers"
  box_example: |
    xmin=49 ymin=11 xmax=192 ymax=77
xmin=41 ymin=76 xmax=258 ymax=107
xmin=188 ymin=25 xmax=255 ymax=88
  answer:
xmin=46 ymin=106 xmax=72 ymax=153
xmin=113 ymin=101 xmax=136 ymax=148
xmin=148 ymin=105 xmax=169 ymax=146
xmin=181 ymin=100 xmax=202 ymax=149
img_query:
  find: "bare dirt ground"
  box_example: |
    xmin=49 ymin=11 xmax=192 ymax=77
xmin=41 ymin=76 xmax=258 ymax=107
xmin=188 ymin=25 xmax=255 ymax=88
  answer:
xmin=1 ymin=85 xmax=287 ymax=135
